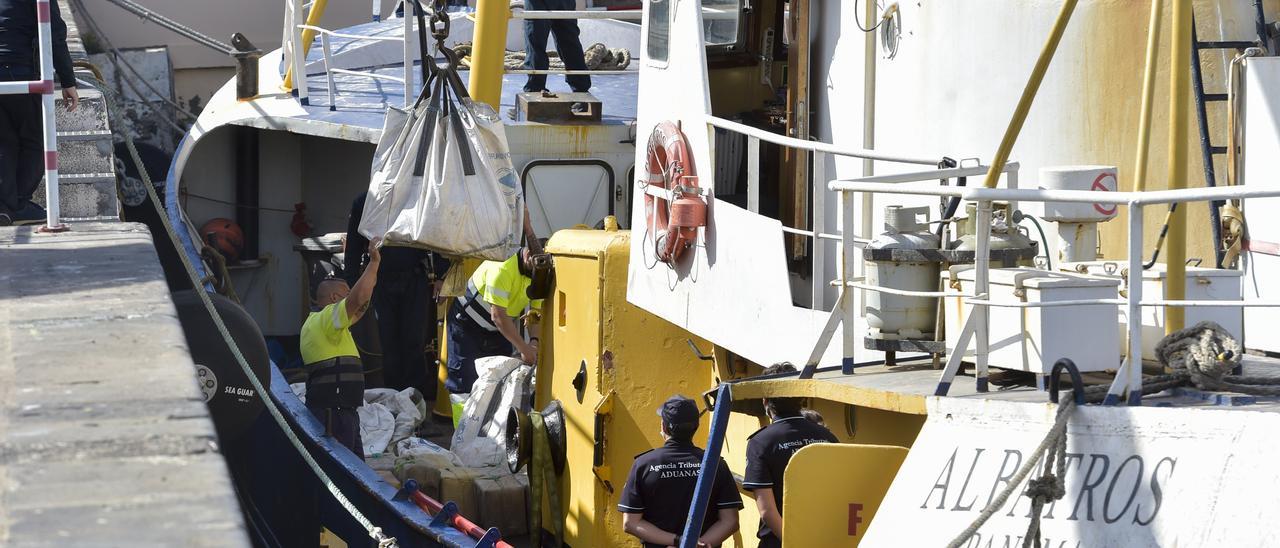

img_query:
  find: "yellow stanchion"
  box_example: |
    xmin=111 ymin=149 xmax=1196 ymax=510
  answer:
xmin=1166 ymin=0 xmax=1191 ymax=333
xmin=468 ymin=0 xmax=511 ymax=109
xmin=283 ymin=0 xmax=329 ymax=90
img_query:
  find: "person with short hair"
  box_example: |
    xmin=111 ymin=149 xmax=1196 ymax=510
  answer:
xmin=743 ymin=362 xmax=838 ymax=548
xmin=618 ymin=395 xmax=742 ymax=548
xmin=801 ymin=408 xmax=825 ymax=427
xmin=300 ymin=239 xmax=381 ymax=458
xmin=0 ymin=0 xmax=80 ymax=226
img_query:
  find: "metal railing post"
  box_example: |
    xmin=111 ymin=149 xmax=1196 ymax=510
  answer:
xmin=841 ymin=188 xmax=858 ymax=373
xmin=1127 ymin=204 xmax=1144 ymax=404
xmin=812 ymin=150 xmax=826 ymax=309
xmin=290 ymin=0 xmax=310 ymax=105
xmin=747 ymin=136 xmax=760 ymax=213
xmin=320 ymin=33 xmax=336 ymax=110
xmin=371 ymin=0 xmax=381 ymax=21
xmin=973 ymin=200 xmax=992 ymax=392
xmin=36 ymin=0 xmax=63 ymax=231
xmin=403 ymin=0 xmax=413 ymax=107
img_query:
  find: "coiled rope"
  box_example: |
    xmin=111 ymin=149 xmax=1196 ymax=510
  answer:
xmin=85 ymin=73 xmax=399 ymax=548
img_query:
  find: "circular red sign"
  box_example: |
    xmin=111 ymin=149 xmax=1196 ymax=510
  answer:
xmin=1092 ymin=172 xmax=1117 ymax=215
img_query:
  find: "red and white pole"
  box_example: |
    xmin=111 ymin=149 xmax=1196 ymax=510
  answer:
xmin=35 ymin=0 xmax=65 ymax=231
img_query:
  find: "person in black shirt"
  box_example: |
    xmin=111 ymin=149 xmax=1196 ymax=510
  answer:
xmin=0 ymin=0 xmax=79 ymax=226
xmin=742 ymin=363 xmax=839 ymax=548
xmin=618 ymin=396 xmax=742 ymax=548
xmin=344 ymin=192 xmax=450 ymax=398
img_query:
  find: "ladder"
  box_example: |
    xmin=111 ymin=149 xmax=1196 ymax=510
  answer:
xmin=1191 ymin=1 xmax=1272 ymax=268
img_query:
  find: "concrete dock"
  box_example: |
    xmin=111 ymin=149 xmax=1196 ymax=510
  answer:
xmin=0 ymin=223 xmax=247 ymax=545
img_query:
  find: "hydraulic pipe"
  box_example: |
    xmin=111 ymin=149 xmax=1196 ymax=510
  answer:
xmin=410 ymin=491 xmax=514 ymax=548
xmin=469 ymin=0 xmax=511 ymax=109
xmin=1132 ymin=0 xmax=1163 ymax=193
xmin=283 ymin=0 xmax=329 ymax=90
xmin=981 ymin=0 xmax=1079 ymax=189
xmin=1166 ymin=0 xmax=1190 ymax=333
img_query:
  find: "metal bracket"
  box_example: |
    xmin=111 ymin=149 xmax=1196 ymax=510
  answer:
xmin=430 ymin=501 xmax=460 ymax=528
xmin=686 ymin=339 xmax=715 ymax=361
xmin=393 ymin=479 xmax=421 ymax=501
xmin=472 ymin=527 xmax=502 ymax=548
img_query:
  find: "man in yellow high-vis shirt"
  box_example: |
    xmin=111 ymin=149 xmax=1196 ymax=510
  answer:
xmin=445 ymin=247 xmax=542 ymax=393
xmin=300 ymin=239 xmax=381 ymax=458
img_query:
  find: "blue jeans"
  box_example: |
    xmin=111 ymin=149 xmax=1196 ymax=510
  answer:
xmin=445 ymin=300 xmax=514 ymax=393
xmin=522 ymin=0 xmax=591 ymax=93
xmin=0 ymin=64 xmax=42 ymax=213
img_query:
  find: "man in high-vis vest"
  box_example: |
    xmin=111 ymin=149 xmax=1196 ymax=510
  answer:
xmin=301 ymin=238 xmax=381 ymax=458
xmin=446 ymin=247 xmax=541 ymax=393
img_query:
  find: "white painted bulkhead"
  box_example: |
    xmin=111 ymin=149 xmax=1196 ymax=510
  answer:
xmin=627 ymin=0 xmax=1276 ymax=368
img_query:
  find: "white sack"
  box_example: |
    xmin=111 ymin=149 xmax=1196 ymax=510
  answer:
xmin=358 ymin=402 xmax=396 ymax=457
xmin=359 ymin=75 xmax=523 ymax=261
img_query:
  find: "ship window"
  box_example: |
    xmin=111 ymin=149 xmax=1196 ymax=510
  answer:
xmin=647 ymin=0 xmax=670 ymax=64
xmin=701 ymin=0 xmax=741 ymax=48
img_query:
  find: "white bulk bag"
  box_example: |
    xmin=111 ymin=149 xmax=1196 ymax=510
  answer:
xmin=359 ymin=70 xmax=523 ymax=261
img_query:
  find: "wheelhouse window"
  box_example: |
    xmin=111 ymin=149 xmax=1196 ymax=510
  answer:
xmin=647 ymin=0 xmax=670 ymax=64
xmin=701 ymin=0 xmax=742 ymax=48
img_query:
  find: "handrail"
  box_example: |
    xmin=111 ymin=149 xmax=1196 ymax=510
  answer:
xmin=826 ymin=164 xmax=1280 ymax=405
xmin=0 ymin=0 xmax=62 ymax=230
xmin=706 ymin=115 xmax=942 ymax=165
xmin=297 ymin=24 xmax=406 ymax=43
xmin=830 ymin=178 xmax=1280 ymax=206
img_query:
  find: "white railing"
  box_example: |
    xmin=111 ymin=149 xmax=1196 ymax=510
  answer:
xmin=705 ymin=114 xmax=946 ymax=308
xmin=827 ymin=169 xmax=1280 ymax=405
xmin=0 ymin=0 xmax=62 ymax=230
xmin=284 ymin=0 xmax=420 ymax=108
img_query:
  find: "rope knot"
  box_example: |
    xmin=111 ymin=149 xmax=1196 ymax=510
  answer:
xmin=1025 ymin=475 xmax=1065 ymax=503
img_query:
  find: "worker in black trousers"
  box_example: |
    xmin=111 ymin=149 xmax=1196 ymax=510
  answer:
xmin=522 ymin=0 xmax=591 ymax=102
xmin=345 ymin=192 xmax=450 ymax=400
xmin=0 ymin=0 xmax=80 ymax=226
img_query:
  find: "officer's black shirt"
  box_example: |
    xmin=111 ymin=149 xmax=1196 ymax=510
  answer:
xmin=618 ymin=439 xmax=744 ymax=548
xmin=743 ymin=415 xmax=838 ymax=548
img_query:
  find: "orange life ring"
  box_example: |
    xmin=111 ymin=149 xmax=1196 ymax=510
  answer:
xmin=644 ymin=121 xmax=707 ymax=264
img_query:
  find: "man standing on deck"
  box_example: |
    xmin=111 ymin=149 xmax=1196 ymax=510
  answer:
xmin=345 ymin=192 xmax=450 ymax=399
xmin=521 ymin=0 xmax=591 ymax=113
xmin=618 ymin=396 xmax=742 ymax=548
xmin=445 ymin=247 xmax=541 ymax=393
xmin=742 ymin=362 xmax=838 ymax=548
xmin=301 ymin=239 xmax=381 ymax=458
xmin=0 ymin=0 xmax=80 ymax=226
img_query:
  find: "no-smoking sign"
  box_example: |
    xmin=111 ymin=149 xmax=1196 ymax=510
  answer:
xmin=1092 ymin=172 xmax=1117 ymax=215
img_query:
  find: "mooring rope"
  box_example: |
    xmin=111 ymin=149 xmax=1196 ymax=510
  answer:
xmin=86 ymin=74 xmax=399 ymax=548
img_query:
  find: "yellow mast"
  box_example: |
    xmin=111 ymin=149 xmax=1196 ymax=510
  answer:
xmin=468 ymin=0 xmax=512 ymax=109
xmin=1166 ymin=0 xmax=1191 ymax=333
